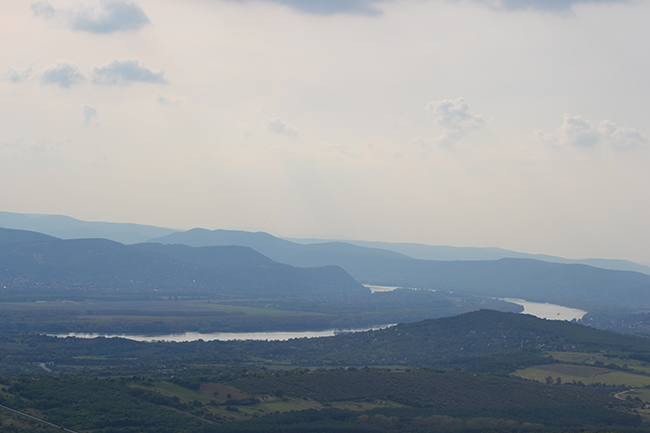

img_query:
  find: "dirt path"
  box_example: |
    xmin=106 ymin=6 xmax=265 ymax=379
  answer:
xmin=614 ymin=389 xmax=632 ymax=400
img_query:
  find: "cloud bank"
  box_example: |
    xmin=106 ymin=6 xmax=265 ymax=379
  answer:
xmin=10 ymin=60 xmax=166 ymax=88
xmin=480 ymin=0 xmax=630 ymax=11
xmin=31 ymin=0 xmax=150 ymax=34
xmin=91 ymin=60 xmax=167 ymax=85
xmin=224 ymin=0 xmax=629 ymax=15
xmin=538 ymin=114 xmax=648 ymax=152
xmin=425 ymin=98 xmax=486 ymax=148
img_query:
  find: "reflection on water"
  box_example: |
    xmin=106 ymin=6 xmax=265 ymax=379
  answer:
xmin=365 ymin=284 xmax=403 ymax=293
xmin=364 ymin=284 xmax=432 ymax=293
xmin=500 ymin=298 xmax=587 ymax=321
xmin=49 ymin=325 xmax=394 ymax=343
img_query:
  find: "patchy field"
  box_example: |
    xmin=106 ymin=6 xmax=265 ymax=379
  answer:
xmin=199 ymin=383 xmax=248 ymax=401
xmin=548 ymin=351 xmax=650 ymax=375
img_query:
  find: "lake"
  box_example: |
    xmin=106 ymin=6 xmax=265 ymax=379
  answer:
xmin=500 ymin=298 xmax=587 ymax=321
xmin=49 ymin=324 xmax=394 ymax=343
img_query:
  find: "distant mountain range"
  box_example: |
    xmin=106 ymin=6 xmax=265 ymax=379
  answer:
xmin=3 ymin=212 xmax=650 ymax=313
xmin=2 ymin=210 xmax=648 ymax=274
xmin=0 ymin=227 xmax=365 ymax=301
xmin=288 ymin=238 xmax=650 ymax=275
xmin=150 ymin=228 xmax=650 ymax=311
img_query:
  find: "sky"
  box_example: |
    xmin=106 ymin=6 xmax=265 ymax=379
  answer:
xmin=1 ymin=0 xmax=649 ymax=264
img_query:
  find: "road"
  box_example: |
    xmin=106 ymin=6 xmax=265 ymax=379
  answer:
xmin=0 ymin=403 xmax=78 ymax=433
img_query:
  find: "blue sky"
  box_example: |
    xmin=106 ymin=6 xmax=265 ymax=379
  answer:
xmin=1 ymin=0 xmax=649 ymax=264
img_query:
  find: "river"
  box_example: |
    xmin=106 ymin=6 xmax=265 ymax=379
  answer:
xmin=49 ymin=325 xmax=394 ymax=343
xmin=500 ymin=298 xmax=587 ymax=321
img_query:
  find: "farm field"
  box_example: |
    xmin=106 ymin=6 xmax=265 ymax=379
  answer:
xmin=154 ymin=381 xmax=216 ymax=404
xmin=513 ymin=363 xmax=650 ymax=387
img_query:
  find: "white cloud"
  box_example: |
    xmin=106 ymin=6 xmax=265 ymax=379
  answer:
xmin=557 ymin=114 xmax=601 ymax=148
xmin=599 ymin=120 xmax=649 ymax=152
xmin=475 ymin=0 xmax=630 ymax=11
xmin=91 ymin=59 xmax=167 ymax=85
xmin=233 ymin=0 xmax=383 ymax=15
xmin=31 ymin=0 xmax=150 ymax=34
xmin=82 ymin=105 xmax=98 ymax=127
xmin=425 ymin=98 xmax=486 ymax=148
xmin=537 ymin=114 xmax=648 ymax=152
xmin=41 ymin=62 xmax=85 ymax=88
xmin=267 ymin=118 xmax=299 ymax=137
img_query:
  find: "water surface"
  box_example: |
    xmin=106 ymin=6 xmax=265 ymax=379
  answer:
xmin=500 ymin=298 xmax=587 ymax=321
xmin=50 ymin=325 xmax=393 ymax=343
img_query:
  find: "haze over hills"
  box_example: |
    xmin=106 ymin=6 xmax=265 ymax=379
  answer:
xmin=289 ymin=238 xmax=650 ymax=275
xmin=3 ymin=211 xmax=649 ymax=274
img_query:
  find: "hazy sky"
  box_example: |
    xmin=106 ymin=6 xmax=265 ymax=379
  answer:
xmin=1 ymin=0 xmax=649 ymax=264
